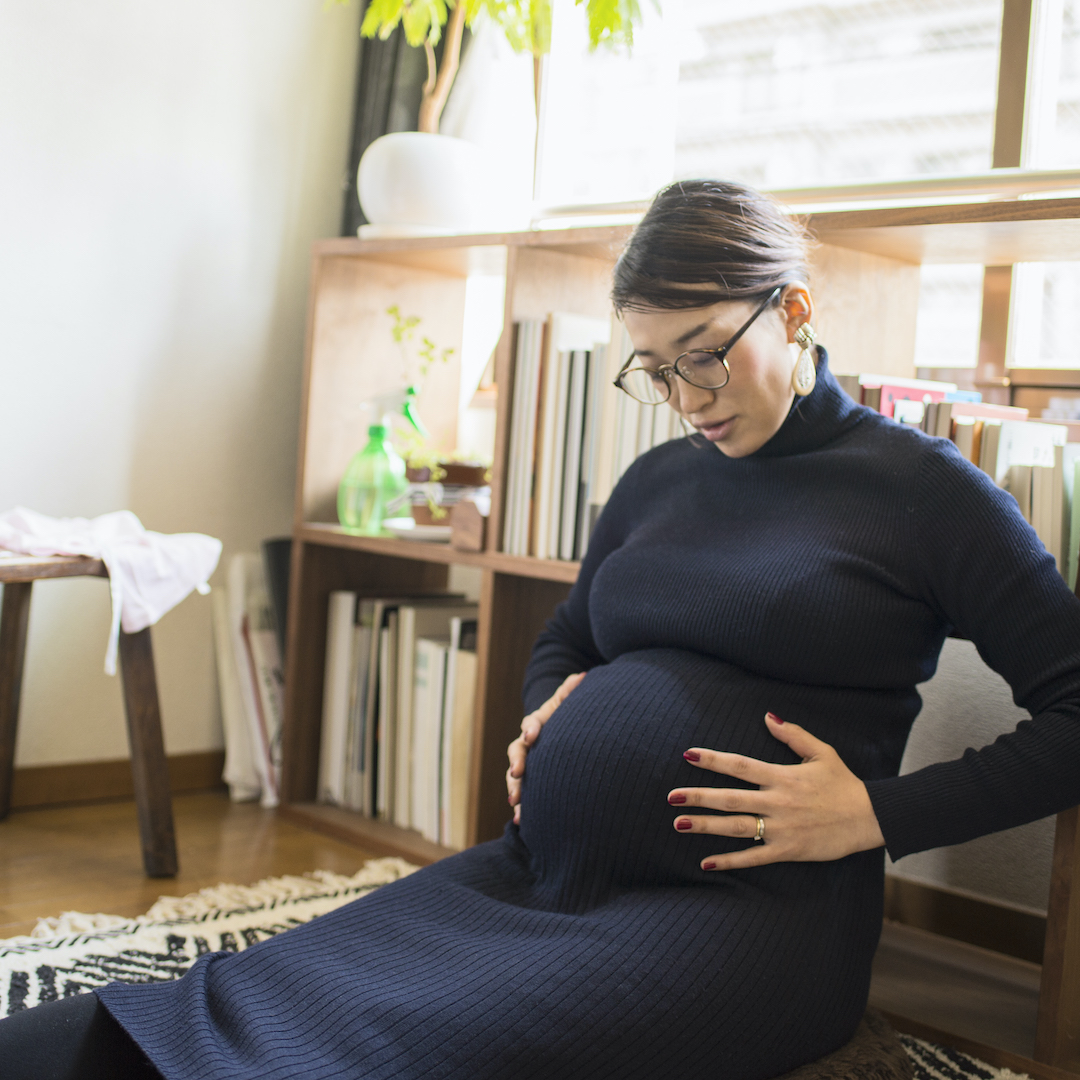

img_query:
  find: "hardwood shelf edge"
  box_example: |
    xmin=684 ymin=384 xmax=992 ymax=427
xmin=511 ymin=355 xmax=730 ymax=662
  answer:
xmin=279 ymin=802 xmax=457 ymax=867
xmin=314 ymin=200 xmax=1080 ymax=262
xmin=296 ymin=524 xmax=580 ymax=583
xmin=311 ymin=225 xmax=636 ymax=259
xmin=808 ymin=195 xmax=1080 ymax=233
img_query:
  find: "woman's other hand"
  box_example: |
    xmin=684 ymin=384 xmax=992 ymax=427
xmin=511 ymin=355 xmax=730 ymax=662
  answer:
xmin=668 ymin=712 xmax=885 ymax=869
xmin=507 ymin=672 xmax=586 ymax=825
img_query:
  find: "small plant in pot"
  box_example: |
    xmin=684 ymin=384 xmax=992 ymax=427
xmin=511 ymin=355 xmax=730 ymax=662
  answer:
xmin=332 ymin=0 xmax=650 ymax=233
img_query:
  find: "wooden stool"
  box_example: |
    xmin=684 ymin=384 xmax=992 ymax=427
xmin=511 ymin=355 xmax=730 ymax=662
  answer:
xmin=0 ymin=555 xmax=178 ymax=877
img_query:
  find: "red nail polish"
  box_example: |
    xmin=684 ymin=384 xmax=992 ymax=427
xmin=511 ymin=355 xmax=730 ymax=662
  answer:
xmin=702 ymin=861 xmax=717 ymax=871
xmin=683 ymin=750 xmax=701 ymax=762
xmin=766 ymin=712 xmax=784 ymax=724
xmin=668 ymin=793 xmax=686 ymax=805
xmin=676 ymin=819 xmax=693 ymax=831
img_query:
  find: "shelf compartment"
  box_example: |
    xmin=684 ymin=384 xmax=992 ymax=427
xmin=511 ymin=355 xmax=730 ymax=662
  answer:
xmin=298 ymin=523 xmax=581 ymax=584
xmin=280 ymin=541 xmax=451 ymax=805
xmin=279 ymin=802 xmax=456 ymax=866
xmin=809 ymin=196 xmax=1080 ymax=264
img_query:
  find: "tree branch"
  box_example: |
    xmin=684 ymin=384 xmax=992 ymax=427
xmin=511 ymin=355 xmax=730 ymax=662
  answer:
xmin=423 ymin=40 xmax=437 ymax=99
xmin=417 ymin=1 xmax=467 ymax=134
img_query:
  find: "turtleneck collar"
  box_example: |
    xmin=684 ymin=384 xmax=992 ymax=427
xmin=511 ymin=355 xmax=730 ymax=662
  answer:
xmin=749 ymin=348 xmax=866 ymax=459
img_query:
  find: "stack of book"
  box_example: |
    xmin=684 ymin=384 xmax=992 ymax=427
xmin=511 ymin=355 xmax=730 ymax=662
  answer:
xmin=842 ymin=372 xmax=1080 ymax=587
xmin=212 ymin=551 xmax=286 ymax=808
xmin=502 ymin=315 xmax=682 ymax=561
xmin=318 ymin=593 xmax=479 ymax=850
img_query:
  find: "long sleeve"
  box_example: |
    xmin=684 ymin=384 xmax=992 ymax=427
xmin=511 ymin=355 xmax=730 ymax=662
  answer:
xmin=521 ymin=462 xmax=643 ymax=714
xmin=866 ymin=438 xmax=1080 ymax=859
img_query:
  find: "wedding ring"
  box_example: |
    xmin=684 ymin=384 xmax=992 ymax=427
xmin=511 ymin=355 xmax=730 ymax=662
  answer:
xmin=753 ymin=816 xmax=766 ymax=842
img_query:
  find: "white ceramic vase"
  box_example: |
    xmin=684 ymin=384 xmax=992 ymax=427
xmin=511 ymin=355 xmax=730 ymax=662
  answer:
xmin=357 ymin=132 xmax=484 ymax=235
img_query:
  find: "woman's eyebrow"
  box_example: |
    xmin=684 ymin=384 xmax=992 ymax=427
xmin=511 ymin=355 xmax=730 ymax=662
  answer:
xmin=633 ymin=321 xmax=717 ymax=360
xmin=672 ymin=321 xmax=714 ymax=347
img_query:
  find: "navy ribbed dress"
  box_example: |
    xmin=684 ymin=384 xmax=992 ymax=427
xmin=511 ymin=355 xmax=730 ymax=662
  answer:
xmin=98 ymin=355 xmax=1080 ymax=1080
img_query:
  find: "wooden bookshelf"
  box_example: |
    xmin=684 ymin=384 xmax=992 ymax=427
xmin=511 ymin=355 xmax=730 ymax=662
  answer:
xmin=281 ymin=195 xmax=1080 ymax=860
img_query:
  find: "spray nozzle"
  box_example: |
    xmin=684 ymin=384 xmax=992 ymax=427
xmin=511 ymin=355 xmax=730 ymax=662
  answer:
xmin=368 ymin=385 xmax=427 ymax=438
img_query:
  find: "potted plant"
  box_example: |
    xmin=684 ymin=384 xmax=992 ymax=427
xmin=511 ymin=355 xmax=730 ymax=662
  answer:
xmin=333 ymin=0 xmax=649 ymax=232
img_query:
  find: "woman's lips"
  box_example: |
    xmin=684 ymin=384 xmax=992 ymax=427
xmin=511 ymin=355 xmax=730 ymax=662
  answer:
xmin=696 ymin=417 xmax=735 ymax=441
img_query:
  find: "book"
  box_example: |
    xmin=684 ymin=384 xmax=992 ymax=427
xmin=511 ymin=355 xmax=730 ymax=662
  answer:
xmin=1051 ymin=444 xmax=1065 ymax=573
xmin=246 ymin=617 xmax=284 ymax=802
xmin=985 ymin=420 xmax=1067 ymax=485
xmin=935 ymin=401 xmax=1028 ymax=438
xmin=859 ymin=375 xmax=956 ymax=419
xmin=375 ymin=611 xmax=398 ymax=820
xmin=344 ymin=601 xmax=377 ymax=815
xmin=575 ymin=344 xmax=606 ymax=560
xmin=212 ymin=588 xmax=260 ymax=803
xmin=978 ymin=421 xmax=1001 ymax=477
xmin=1069 ymin=456 xmax=1080 ymax=590
xmin=1062 ymin=445 xmax=1080 ymax=588
xmin=318 ymin=591 xmax=358 ymax=806
xmin=559 ymin=350 xmax=589 ymax=561
xmin=531 ymin=336 xmax=564 ymax=560
xmin=892 ymin=398 xmax=925 ymax=426
xmin=442 ymin=617 xmax=478 ymax=851
xmin=226 ymin=554 xmax=281 ymax=808
xmin=1004 ymin=464 xmax=1033 ymax=522
xmin=503 ymin=321 xmax=545 ymax=557
xmin=395 ymin=599 xmax=477 ymax=831
xmin=412 ymin=635 xmax=450 ymax=843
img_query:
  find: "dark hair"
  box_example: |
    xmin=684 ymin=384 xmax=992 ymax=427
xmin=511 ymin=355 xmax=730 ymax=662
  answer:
xmin=612 ymin=179 xmax=813 ymax=313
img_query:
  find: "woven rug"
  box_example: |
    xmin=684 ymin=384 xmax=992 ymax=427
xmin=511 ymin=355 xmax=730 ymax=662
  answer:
xmin=0 ymin=857 xmax=417 ymax=1015
xmin=0 ymin=859 xmax=1033 ymax=1080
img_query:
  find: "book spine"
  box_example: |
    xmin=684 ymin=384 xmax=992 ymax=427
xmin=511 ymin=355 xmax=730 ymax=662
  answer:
xmin=546 ymin=350 xmax=571 ymax=560
xmin=560 ymin=350 xmax=588 ymax=561
xmin=394 ymin=606 xmax=414 ymax=829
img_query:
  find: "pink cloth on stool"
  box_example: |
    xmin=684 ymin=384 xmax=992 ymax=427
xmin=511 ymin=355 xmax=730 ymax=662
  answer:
xmin=0 ymin=507 xmax=222 ymax=673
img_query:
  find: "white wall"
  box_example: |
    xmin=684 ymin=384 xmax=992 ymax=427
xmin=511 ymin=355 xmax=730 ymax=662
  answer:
xmin=0 ymin=0 xmax=361 ymax=766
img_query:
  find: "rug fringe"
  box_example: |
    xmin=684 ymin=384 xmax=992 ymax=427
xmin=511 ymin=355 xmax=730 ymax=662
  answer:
xmin=28 ymin=857 xmax=418 ymax=940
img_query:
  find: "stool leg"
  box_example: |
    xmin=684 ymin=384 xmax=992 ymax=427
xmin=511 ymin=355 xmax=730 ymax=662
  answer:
xmin=0 ymin=582 xmax=33 ymax=821
xmin=118 ymin=628 xmax=178 ymax=877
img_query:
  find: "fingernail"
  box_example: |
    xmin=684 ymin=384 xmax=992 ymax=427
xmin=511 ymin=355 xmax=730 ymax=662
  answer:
xmin=668 ymin=793 xmax=686 ymax=805
xmin=683 ymin=750 xmax=701 ymax=762
xmin=508 ymin=796 xmax=514 ymax=805
xmin=702 ymin=861 xmax=717 ymax=871
xmin=765 ymin=712 xmax=784 ymax=724
xmin=675 ymin=819 xmax=693 ymax=831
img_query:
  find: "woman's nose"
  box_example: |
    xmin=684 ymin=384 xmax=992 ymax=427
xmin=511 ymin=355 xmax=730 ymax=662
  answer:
xmin=671 ymin=377 xmax=714 ymax=416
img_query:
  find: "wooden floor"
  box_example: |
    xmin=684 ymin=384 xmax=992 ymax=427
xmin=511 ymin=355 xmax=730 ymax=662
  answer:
xmin=0 ymin=790 xmax=381 ymax=938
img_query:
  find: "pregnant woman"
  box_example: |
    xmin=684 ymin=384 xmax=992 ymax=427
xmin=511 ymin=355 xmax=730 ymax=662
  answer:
xmin=7 ymin=179 xmax=1080 ymax=1080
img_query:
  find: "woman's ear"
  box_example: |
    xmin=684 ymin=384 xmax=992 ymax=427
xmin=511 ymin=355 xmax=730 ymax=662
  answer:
xmin=780 ymin=283 xmax=814 ymax=344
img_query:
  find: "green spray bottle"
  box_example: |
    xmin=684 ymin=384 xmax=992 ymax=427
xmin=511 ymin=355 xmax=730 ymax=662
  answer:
xmin=337 ymin=387 xmax=426 ymax=535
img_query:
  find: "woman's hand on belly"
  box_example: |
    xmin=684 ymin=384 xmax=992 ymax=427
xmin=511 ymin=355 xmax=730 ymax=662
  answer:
xmin=668 ymin=712 xmax=886 ymax=870
xmin=507 ymin=672 xmax=586 ymax=824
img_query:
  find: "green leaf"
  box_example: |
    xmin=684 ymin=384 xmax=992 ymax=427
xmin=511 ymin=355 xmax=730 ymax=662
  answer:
xmin=360 ymin=0 xmax=451 ymax=45
xmin=354 ymin=0 xmax=649 ymax=58
xmin=469 ymin=0 xmax=549 ymax=56
xmin=581 ymin=0 xmax=646 ymax=50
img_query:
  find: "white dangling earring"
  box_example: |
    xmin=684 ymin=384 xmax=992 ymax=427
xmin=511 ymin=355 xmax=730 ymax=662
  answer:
xmin=791 ymin=323 xmax=817 ymax=397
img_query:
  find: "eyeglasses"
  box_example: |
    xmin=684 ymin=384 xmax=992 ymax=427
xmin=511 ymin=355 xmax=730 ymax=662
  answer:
xmin=613 ymin=286 xmax=784 ymax=405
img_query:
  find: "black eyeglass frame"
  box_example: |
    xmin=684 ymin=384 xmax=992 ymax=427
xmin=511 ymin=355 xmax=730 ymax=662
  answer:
xmin=613 ymin=285 xmax=785 ymax=405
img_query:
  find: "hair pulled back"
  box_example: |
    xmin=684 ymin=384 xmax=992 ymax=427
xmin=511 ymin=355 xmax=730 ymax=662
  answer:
xmin=612 ymin=179 xmax=812 ymax=313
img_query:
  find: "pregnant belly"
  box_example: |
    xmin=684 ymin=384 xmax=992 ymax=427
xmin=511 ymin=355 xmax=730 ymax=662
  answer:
xmin=516 ymin=648 xmax=913 ymax=895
